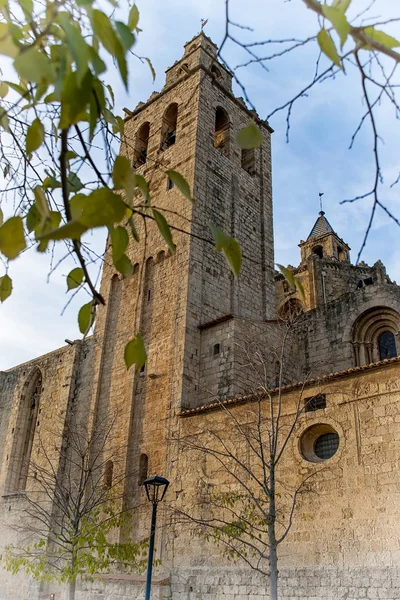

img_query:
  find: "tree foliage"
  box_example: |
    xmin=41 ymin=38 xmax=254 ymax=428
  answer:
xmin=175 ymin=320 xmax=328 ymax=600
xmin=0 ymin=0 xmax=243 ymax=369
xmin=4 ymin=412 xmax=147 ymax=599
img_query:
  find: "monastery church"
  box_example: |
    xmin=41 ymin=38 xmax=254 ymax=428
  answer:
xmin=1 ymin=33 xmax=400 ymax=600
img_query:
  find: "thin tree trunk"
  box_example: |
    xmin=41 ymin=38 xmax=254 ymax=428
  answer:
xmin=268 ymin=466 xmax=278 ymax=600
xmin=68 ymin=551 xmax=77 ymax=600
xmin=68 ymin=578 xmax=76 ymax=600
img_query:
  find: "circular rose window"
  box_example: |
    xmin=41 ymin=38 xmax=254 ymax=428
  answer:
xmin=300 ymin=424 xmax=340 ymax=463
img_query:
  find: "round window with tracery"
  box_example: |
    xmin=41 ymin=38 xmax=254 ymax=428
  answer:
xmin=300 ymin=424 xmax=340 ymax=463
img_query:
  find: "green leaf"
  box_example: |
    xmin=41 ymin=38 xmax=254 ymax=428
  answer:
xmin=276 ymin=264 xmax=296 ymax=290
xmin=0 ymin=23 xmax=19 ymax=58
xmin=111 ymin=226 xmax=129 ymax=262
xmin=210 ymin=224 xmax=242 ymax=277
xmin=19 ymin=0 xmax=33 ymax=17
xmin=135 ymin=174 xmax=150 ymax=205
xmin=26 ymin=118 xmax=44 ymax=154
xmin=145 ymin=57 xmax=156 ymax=82
xmin=294 ymin=276 xmax=305 ymax=304
xmin=113 ymin=155 xmax=135 ymax=200
xmin=0 ymin=274 xmax=12 ymax=302
xmin=92 ymin=10 xmax=116 ymax=53
xmin=322 ymin=5 xmax=350 ymax=48
xmin=38 ymin=220 xmax=87 ymax=241
xmin=0 ymin=82 xmax=8 ymax=98
xmin=210 ymin=224 xmax=230 ymax=251
xmin=43 ymin=172 xmax=61 ymax=190
xmin=363 ymin=27 xmax=400 ymax=49
xmin=60 ymin=69 xmax=93 ymax=129
xmin=14 ymin=48 xmax=54 ymax=85
xmin=115 ymin=21 xmax=135 ymax=51
xmin=67 ymin=267 xmax=84 ymax=290
xmin=128 ymin=216 xmax=139 ymax=241
xmin=33 ymin=186 xmax=49 ymax=217
xmin=0 ymin=108 xmax=9 ymax=132
xmin=114 ymin=253 xmax=134 ymax=277
xmin=6 ymin=81 xmax=27 ymax=96
xmin=57 ymin=13 xmax=90 ymax=84
xmin=67 ymin=172 xmax=84 ymax=194
xmin=76 ymin=188 xmax=126 ymax=228
xmin=115 ymin=45 xmax=128 ymax=89
xmin=332 ymin=0 xmax=351 ymax=13
xmin=166 ymin=170 xmax=193 ymax=202
xmin=152 ymin=208 xmax=176 ymax=253
xmin=0 ymin=207 xmax=3 ymax=225
xmin=317 ymin=28 xmax=342 ymax=68
xmin=36 ymin=211 xmax=62 ymax=252
xmin=236 ymin=122 xmax=263 ymax=149
xmin=88 ymin=46 xmax=106 ymax=76
xmin=78 ymin=301 xmax=96 ymax=335
xmin=26 ymin=203 xmax=41 ymax=233
xmin=0 ymin=216 xmax=26 ymax=259
xmin=124 ymin=333 xmax=147 ymax=370
xmin=128 ymin=4 xmax=139 ymax=30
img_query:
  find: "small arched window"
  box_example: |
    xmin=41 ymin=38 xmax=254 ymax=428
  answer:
xmin=211 ymin=65 xmax=222 ymax=81
xmin=378 ymin=331 xmax=397 ymax=360
xmin=138 ymin=453 xmax=148 ymax=486
xmin=312 ymin=245 xmax=323 ymax=258
xmin=157 ymin=250 xmax=166 ymax=263
xmin=161 ymin=103 xmax=178 ymax=150
xmin=214 ymin=107 xmax=230 ymax=156
xmin=104 ymin=460 xmax=113 ymax=489
xmin=352 ymin=307 xmax=400 ymax=366
xmin=133 ymin=122 xmax=150 ymax=168
xmin=241 ymin=147 xmax=255 ymax=175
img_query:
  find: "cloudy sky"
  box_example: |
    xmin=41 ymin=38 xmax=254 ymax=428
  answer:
xmin=0 ymin=0 xmax=399 ymax=370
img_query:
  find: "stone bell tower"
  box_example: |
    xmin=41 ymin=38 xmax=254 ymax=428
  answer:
xmin=89 ymin=33 xmax=274 ymax=511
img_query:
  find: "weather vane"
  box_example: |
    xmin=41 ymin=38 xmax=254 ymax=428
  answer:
xmin=201 ymin=18 xmax=209 ymax=30
xmin=319 ymin=192 xmax=324 ymax=213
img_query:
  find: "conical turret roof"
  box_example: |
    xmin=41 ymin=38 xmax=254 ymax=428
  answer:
xmin=307 ymin=210 xmax=334 ymax=240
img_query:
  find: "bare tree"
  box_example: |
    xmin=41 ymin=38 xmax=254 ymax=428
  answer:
xmin=4 ymin=410 xmax=147 ymax=600
xmin=175 ymin=318 xmax=329 ymax=600
xmin=217 ymin=0 xmax=400 ymax=261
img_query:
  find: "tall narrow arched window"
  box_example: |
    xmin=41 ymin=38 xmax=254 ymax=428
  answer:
xmin=161 ymin=103 xmax=178 ymax=150
xmin=10 ymin=369 xmax=43 ymax=492
xmin=133 ymin=122 xmax=150 ymax=167
xmin=104 ymin=460 xmax=114 ymax=489
xmin=378 ymin=331 xmax=397 ymax=360
xmin=214 ymin=107 xmax=230 ymax=156
xmin=138 ymin=453 xmax=148 ymax=486
xmin=241 ymin=147 xmax=255 ymax=175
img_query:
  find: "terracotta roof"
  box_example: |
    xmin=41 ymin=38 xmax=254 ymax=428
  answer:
xmin=307 ymin=210 xmax=334 ymax=240
xmin=179 ymin=355 xmax=400 ymax=417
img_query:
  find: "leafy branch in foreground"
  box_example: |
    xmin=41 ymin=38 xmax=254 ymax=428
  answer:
xmin=0 ymin=0 xmax=247 ymax=371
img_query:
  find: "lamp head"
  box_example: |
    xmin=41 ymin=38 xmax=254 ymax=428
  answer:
xmin=143 ymin=475 xmax=170 ymax=504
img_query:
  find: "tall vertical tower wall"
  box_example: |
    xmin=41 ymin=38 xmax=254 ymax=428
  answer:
xmin=89 ymin=30 xmax=276 ymax=507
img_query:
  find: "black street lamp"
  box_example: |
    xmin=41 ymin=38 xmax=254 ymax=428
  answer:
xmin=144 ymin=475 xmax=170 ymax=600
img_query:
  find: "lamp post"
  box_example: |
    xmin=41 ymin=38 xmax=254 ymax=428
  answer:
xmin=144 ymin=475 xmax=170 ymax=600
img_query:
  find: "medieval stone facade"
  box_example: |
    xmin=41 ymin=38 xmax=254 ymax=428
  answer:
xmin=1 ymin=33 xmax=400 ymax=600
